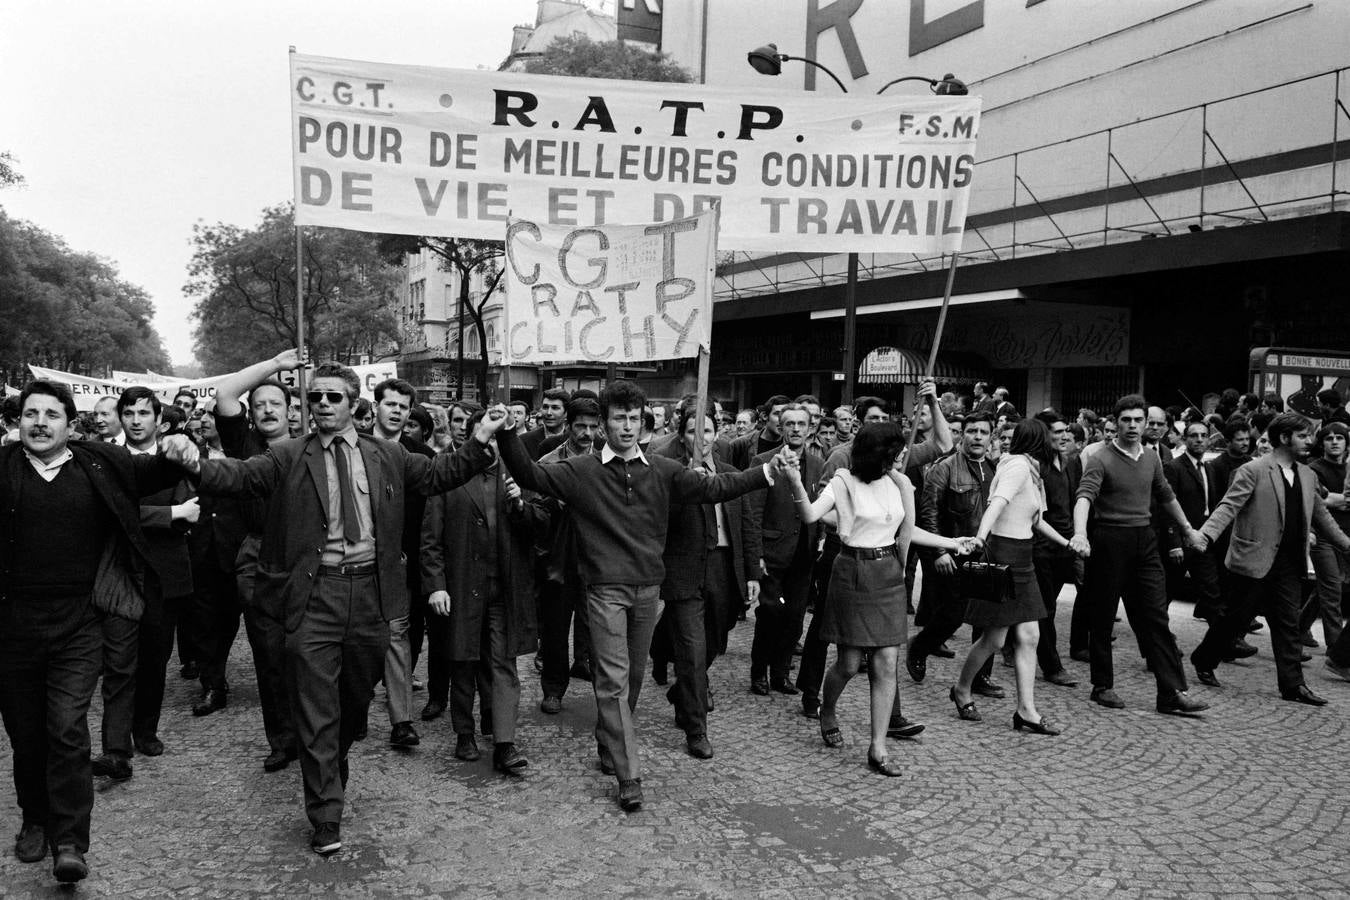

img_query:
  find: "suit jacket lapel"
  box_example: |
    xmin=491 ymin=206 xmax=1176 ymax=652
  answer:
xmin=357 ymin=438 xmax=383 ymax=523
xmin=304 ymin=438 xmax=331 ymax=523
xmin=1267 ymin=463 xmax=1285 ymax=527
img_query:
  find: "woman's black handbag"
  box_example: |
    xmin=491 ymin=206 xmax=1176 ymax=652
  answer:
xmin=959 ymin=556 xmax=1013 ymax=604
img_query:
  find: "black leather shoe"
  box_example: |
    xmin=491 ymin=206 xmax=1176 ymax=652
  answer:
xmin=1281 ymin=684 xmax=1329 ymax=706
xmin=454 ymin=734 xmax=480 ymax=762
xmin=905 ymin=646 xmax=927 ymax=683
xmin=705 ymin=689 xmax=715 ymax=712
xmin=540 ymin=695 xmax=562 ymax=715
xmin=389 ymin=722 xmax=420 ymax=747
xmin=493 ymin=742 xmax=529 ymax=773
xmin=887 ymin=717 xmax=925 ymax=739
xmin=14 ymin=824 xmax=45 ymax=863
xmin=801 ymin=696 xmax=820 ymax=719
xmin=192 ymin=688 xmax=227 ymax=717
xmin=1091 ymin=687 xmax=1125 ymax=709
xmin=133 ymin=735 xmax=164 ymax=757
xmin=1044 ymin=670 xmax=1078 ymax=687
xmin=867 ymin=750 xmax=903 ymax=777
xmin=972 ymin=676 xmax=1006 ymax=699
xmin=91 ymin=753 xmax=133 ymax=781
xmin=1325 ymin=659 xmax=1350 ymax=682
xmin=771 ymin=678 xmax=800 ymax=695
xmin=420 ymin=699 xmax=446 ymax=721
xmin=310 ymin=822 xmax=341 ymax=856
xmin=263 ymin=748 xmax=297 ymax=772
xmin=932 ymin=641 xmax=956 ymax=659
xmin=1194 ymin=667 xmax=1221 ymax=688
xmin=52 ymin=845 xmax=88 ymax=883
xmin=750 ymin=676 xmax=770 ymax=696
xmin=686 ymin=733 xmax=714 ymax=759
xmin=1012 ymin=711 xmax=1062 ymax=735
xmin=1157 ymin=690 xmax=1209 ymax=716
xmin=1247 ymin=619 xmax=1263 ymax=633
xmin=1221 ymin=639 xmax=1258 ymax=662
xmin=618 ymin=778 xmax=643 ymax=812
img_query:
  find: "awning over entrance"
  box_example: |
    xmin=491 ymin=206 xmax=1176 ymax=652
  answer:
xmin=858 ymin=347 xmax=983 ymax=385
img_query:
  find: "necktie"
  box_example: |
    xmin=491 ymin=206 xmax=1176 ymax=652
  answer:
xmin=333 ymin=441 xmax=361 ymax=544
xmin=1194 ymin=456 xmax=1209 ymax=515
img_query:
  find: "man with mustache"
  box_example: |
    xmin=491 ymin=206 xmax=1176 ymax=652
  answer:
xmin=0 ymin=380 xmax=198 ymax=883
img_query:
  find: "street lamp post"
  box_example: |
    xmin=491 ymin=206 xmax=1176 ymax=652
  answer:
xmin=746 ymin=44 xmax=966 ymax=406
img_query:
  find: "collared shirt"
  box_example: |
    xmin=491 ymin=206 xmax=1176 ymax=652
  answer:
xmin=1186 ymin=451 xmax=1210 ymax=513
xmin=317 ymin=428 xmax=375 ymax=566
xmin=601 ymin=443 xmax=650 ymax=466
xmin=1110 ymin=439 xmax=1145 ymax=462
xmin=24 ymin=447 xmax=73 ymax=483
xmin=127 ymin=441 xmax=157 ymax=456
xmin=1278 ymin=461 xmax=1295 ymax=487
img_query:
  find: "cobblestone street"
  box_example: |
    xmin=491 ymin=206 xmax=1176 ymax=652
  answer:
xmin=2 ymin=594 xmax=1348 ymax=899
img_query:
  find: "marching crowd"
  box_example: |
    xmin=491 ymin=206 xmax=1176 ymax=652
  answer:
xmin=4 ymin=354 xmax=1350 ymax=883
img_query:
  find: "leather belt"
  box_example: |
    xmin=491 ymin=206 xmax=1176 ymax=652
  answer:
xmin=319 ymin=562 xmax=377 ymax=577
xmin=839 ymin=545 xmax=896 ymax=560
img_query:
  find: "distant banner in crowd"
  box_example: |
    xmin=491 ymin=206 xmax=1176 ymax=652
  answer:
xmin=28 ymin=362 xmax=398 ymax=412
xmin=289 ymin=53 xmax=981 ymax=253
xmin=503 ymin=211 xmax=715 ymax=364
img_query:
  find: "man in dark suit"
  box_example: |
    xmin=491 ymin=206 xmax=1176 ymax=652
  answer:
xmin=728 ymin=394 xmax=790 ymax=471
xmin=0 ymin=381 xmax=197 ymax=883
xmin=187 ymin=363 xmax=506 ymax=856
xmin=1193 ymin=412 xmax=1350 ymax=704
xmin=651 ymin=403 xmax=760 ymax=759
xmin=519 ymin=387 xmax=570 ymax=460
xmin=421 ymin=412 xmax=548 ymax=772
xmin=1164 ymin=420 xmax=1226 ymax=624
xmin=747 ymin=403 xmax=820 ymax=697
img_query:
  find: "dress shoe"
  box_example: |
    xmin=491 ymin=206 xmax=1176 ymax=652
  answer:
xmin=1281 ymin=684 xmax=1329 ymax=706
xmin=1324 ymin=659 xmax=1350 ymax=683
xmin=412 ymin=678 xmax=425 ymax=691
xmin=1012 ymin=711 xmax=1062 ymax=735
xmin=1247 ymin=619 xmax=1263 ymax=633
xmin=887 ymin=717 xmax=925 ymax=739
xmin=52 ymin=845 xmax=88 ymax=883
xmin=540 ymin=695 xmax=563 ymax=714
xmin=192 ymin=688 xmax=228 ymax=717
xmin=686 ymin=733 xmax=714 ymax=759
xmin=618 ymin=778 xmax=644 ymax=812
xmin=389 ymin=722 xmax=420 ymax=747
xmin=972 ymin=676 xmax=1006 ymax=699
xmin=1157 ymin=690 xmax=1209 ymax=716
xmin=905 ymin=645 xmax=927 ymax=683
xmin=801 ymin=696 xmax=820 ymax=719
xmin=750 ymin=676 xmax=770 ymax=696
xmin=454 ymin=734 xmax=480 ymax=762
xmin=1221 ymin=639 xmax=1258 ymax=662
xmin=263 ymin=748 xmax=297 ymax=773
xmin=179 ymin=660 xmax=199 ymax=680
xmin=932 ymin=642 xmax=956 ymax=659
xmin=1301 ymin=651 xmax=1314 ymax=662
xmin=310 ymin=822 xmax=341 ymax=856
xmin=705 ymin=689 xmax=715 ymax=712
xmin=793 ymin=642 xmax=804 ymax=656
xmin=1043 ymin=669 xmax=1078 ymax=687
xmin=533 ymin=655 xmax=544 ymax=672
xmin=1194 ymin=667 xmax=1221 ymax=688
xmin=771 ymin=678 xmax=800 ymax=696
xmin=91 ymin=753 xmax=133 ymax=781
xmin=1301 ymin=631 xmax=1320 ymax=648
xmin=493 ymin=742 xmax=529 ymax=773
xmin=949 ymin=686 xmax=981 ymax=722
xmin=14 ymin=824 xmax=45 ymax=863
xmin=133 ymin=735 xmax=164 ymax=757
xmin=598 ymin=744 xmax=616 ymax=776
xmin=867 ymin=750 xmax=902 ymax=777
xmin=569 ymin=661 xmax=593 ymax=681
xmin=1090 ymin=687 xmax=1125 ymax=709
xmin=1069 ymin=649 xmax=1090 ymax=663
xmin=420 ymin=699 xmax=446 ymax=721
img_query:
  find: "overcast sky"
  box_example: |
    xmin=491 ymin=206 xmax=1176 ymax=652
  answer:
xmin=1 ymin=0 xmax=547 ymax=371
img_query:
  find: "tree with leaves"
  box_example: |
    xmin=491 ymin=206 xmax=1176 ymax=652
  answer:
xmin=523 ymin=34 xmax=694 ymax=84
xmin=0 ymin=208 xmax=170 ymax=387
xmin=186 ymin=204 xmax=400 ymax=373
xmin=0 ymin=152 xmax=23 ymax=190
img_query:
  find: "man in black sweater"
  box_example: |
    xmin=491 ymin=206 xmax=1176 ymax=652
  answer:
xmin=497 ymin=380 xmax=783 ymax=812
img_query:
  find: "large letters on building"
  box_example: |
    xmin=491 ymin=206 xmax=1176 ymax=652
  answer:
xmin=502 ymin=210 xmax=715 ymax=364
xmin=290 ymin=54 xmax=980 ymax=253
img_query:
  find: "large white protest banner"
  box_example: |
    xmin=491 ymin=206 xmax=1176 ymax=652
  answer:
xmin=290 ymin=53 xmax=980 ymax=253
xmin=29 ymin=362 xmax=398 ymax=412
xmin=503 ymin=211 xmax=715 ymax=365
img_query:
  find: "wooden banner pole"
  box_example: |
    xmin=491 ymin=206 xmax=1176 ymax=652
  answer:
xmin=901 ymin=250 xmax=962 ymax=462
xmin=295 ymin=223 xmax=308 ymax=433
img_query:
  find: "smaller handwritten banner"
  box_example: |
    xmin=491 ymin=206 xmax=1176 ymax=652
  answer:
xmin=502 ymin=210 xmax=716 ymax=364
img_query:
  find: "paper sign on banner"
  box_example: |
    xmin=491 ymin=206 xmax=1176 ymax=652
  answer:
xmin=289 ymin=53 xmax=980 ymax=253
xmin=502 ymin=210 xmax=715 ymax=364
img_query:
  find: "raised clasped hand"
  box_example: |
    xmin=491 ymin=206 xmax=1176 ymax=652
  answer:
xmin=160 ymin=434 xmax=200 ymax=472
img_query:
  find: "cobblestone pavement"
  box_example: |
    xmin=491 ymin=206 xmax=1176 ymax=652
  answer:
xmin=2 ymin=591 xmax=1349 ymax=899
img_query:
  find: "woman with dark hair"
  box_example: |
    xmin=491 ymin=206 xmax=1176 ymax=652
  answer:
xmin=953 ymin=418 xmax=1079 ymax=734
xmin=784 ymin=422 xmax=972 ymax=776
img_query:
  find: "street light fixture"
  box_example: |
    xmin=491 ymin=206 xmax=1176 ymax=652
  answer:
xmin=746 ymin=44 xmax=965 ymax=405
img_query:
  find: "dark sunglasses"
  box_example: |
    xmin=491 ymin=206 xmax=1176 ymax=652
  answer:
xmin=307 ymin=391 xmax=347 ymax=404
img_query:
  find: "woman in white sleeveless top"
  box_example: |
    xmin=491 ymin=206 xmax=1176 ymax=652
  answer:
xmin=784 ymin=422 xmax=973 ymax=776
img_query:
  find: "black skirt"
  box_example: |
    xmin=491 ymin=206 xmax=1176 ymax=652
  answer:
xmin=820 ymin=550 xmax=908 ymax=648
xmin=964 ymin=535 xmax=1044 ymax=628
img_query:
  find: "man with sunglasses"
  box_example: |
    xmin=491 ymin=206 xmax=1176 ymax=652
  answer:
xmin=181 ymin=362 xmax=508 ymax=856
